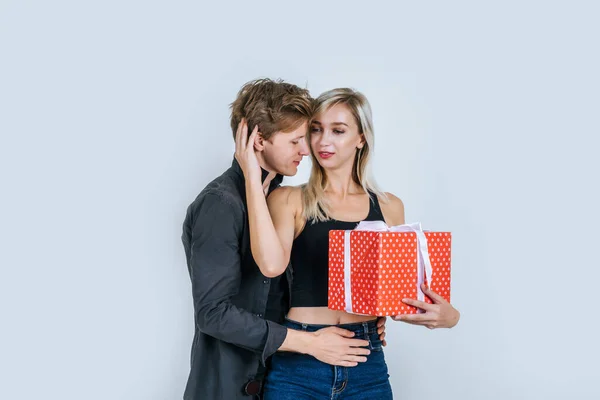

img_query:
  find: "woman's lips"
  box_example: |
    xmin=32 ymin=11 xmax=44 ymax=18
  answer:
xmin=318 ymin=152 xmax=334 ymax=159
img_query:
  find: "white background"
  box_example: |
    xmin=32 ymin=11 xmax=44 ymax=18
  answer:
xmin=1 ymin=1 xmax=599 ymax=399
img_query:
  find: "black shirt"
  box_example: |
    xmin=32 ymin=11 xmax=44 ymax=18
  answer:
xmin=181 ymin=158 xmax=291 ymax=400
xmin=265 ymin=274 xmax=289 ymax=323
xmin=290 ymin=192 xmax=385 ymax=307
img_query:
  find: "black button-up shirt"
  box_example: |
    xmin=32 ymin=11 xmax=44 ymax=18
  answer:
xmin=181 ymin=159 xmax=291 ymax=400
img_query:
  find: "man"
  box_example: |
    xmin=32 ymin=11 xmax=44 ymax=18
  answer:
xmin=182 ymin=79 xmax=385 ymax=399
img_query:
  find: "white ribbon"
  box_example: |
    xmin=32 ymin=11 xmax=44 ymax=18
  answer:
xmin=343 ymin=230 xmax=353 ymax=313
xmin=342 ymin=221 xmax=432 ymax=314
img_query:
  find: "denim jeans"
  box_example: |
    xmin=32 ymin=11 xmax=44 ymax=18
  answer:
xmin=263 ymin=318 xmax=393 ymax=399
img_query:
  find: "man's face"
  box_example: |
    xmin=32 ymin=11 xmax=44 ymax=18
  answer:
xmin=261 ymin=121 xmax=310 ymax=176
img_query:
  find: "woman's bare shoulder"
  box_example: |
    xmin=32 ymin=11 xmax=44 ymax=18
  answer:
xmin=267 ymin=185 xmax=304 ymax=210
xmin=379 ymin=192 xmax=405 ymax=225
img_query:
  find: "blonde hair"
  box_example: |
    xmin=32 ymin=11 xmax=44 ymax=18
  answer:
xmin=302 ymin=88 xmax=386 ymax=222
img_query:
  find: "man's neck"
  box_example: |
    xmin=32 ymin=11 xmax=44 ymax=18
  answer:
xmin=262 ymin=171 xmax=277 ymax=192
xmin=257 ymin=155 xmax=277 ymax=194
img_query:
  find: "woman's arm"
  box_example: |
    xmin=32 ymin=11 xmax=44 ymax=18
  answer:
xmin=234 ymin=120 xmax=299 ymax=278
xmin=245 ymin=184 xmax=299 ymax=277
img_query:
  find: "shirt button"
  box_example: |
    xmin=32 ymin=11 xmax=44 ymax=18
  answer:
xmin=263 ymin=279 xmax=269 ymax=284
xmin=257 ymin=313 xmax=263 ymax=318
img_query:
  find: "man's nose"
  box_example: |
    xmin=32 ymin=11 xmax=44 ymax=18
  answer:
xmin=299 ymin=138 xmax=310 ymax=156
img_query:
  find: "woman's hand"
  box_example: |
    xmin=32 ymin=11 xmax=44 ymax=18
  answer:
xmin=392 ymin=283 xmax=460 ymax=329
xmin=234 ymin=119 xmax=262 ymax=183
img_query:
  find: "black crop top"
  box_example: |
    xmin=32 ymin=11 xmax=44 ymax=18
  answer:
xmin=290 ymin=193 xmax=385 ymax=307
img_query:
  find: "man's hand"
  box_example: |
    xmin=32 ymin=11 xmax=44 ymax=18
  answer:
xmin=377 ymin=316 xmax=387 ymax=346
xmin=308 ymin=327 xmax=371 ymax=367
xmin=234 ymin=119 xmax=262 ymax=182
xmin=392 ymin=283 xmax=460 ymax=329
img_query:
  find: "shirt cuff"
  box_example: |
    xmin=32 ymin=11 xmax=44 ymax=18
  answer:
xmin=260 ymin=320 xmax=288 ymax=364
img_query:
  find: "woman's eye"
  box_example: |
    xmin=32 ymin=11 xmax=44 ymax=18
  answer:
xmin=334 ymin=130 xmax=345 ymax=134
xmin=311 ymin=127 xmax=321 ymax=133
xmin=292 ymin=141 xmax=299 ymax=145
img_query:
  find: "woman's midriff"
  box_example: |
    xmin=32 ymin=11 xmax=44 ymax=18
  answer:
xmin=286 ymin=307 xmax=376 ymax=325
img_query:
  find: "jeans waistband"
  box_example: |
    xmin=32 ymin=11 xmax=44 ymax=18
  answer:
xmin=283 ymin=317 xmax=379 ymax=335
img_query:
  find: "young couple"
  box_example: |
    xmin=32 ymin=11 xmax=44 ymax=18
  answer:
xmin=182 ymin=78 xmax=460 ymax=400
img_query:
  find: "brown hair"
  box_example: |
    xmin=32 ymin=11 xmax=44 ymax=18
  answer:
xmin=230 ymin=78 xmax=314 ymax=140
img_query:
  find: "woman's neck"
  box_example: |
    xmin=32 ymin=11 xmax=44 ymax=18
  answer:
xmin=324 ymin=162 xmax=363 ymax=199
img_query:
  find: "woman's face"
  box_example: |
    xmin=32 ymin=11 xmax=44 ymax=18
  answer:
xmin=310 ymin=103 xmax=364 ymax=170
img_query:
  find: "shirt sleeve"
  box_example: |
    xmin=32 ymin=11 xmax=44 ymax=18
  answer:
xmin=186 ymin=193 xmax=287 ymax=363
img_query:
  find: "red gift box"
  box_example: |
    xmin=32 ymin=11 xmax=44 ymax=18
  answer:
xmin=328 ymin=222 xmax=451 ymax=316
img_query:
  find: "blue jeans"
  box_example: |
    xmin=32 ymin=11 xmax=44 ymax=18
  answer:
xmin=263 ymin=318 xmax=393 ymax=399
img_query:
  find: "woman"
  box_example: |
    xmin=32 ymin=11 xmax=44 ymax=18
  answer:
xmin=237 ymin=88 xmax=460 ymax=398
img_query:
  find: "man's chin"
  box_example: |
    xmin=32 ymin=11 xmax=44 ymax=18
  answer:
xmin=279 ymin=165 xmax=299 ymax=177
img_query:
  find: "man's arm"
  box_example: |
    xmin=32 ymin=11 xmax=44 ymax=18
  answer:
xmin=187 ymin=193 xmax=286 ymax=363
xmin=187 ymin=192 xmax=372 ymax=365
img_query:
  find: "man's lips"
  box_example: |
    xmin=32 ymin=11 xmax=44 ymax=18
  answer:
xmin=318 ymin=152 xmax=334 ymax=159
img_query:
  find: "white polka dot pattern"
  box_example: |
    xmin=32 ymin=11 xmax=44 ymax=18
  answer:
xmin=328 ymin=230 xmax=452 ymax=316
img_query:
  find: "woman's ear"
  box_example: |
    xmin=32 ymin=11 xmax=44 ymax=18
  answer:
xmin=357 ymin=134 xmax=366 ymax=149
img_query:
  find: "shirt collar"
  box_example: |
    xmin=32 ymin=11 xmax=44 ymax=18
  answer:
xmin=231 ymin=157 xmax=284 ymax=191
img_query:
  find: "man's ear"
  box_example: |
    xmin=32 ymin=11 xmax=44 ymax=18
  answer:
xmin=254 ymin=132 xmax=266 ymax=151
